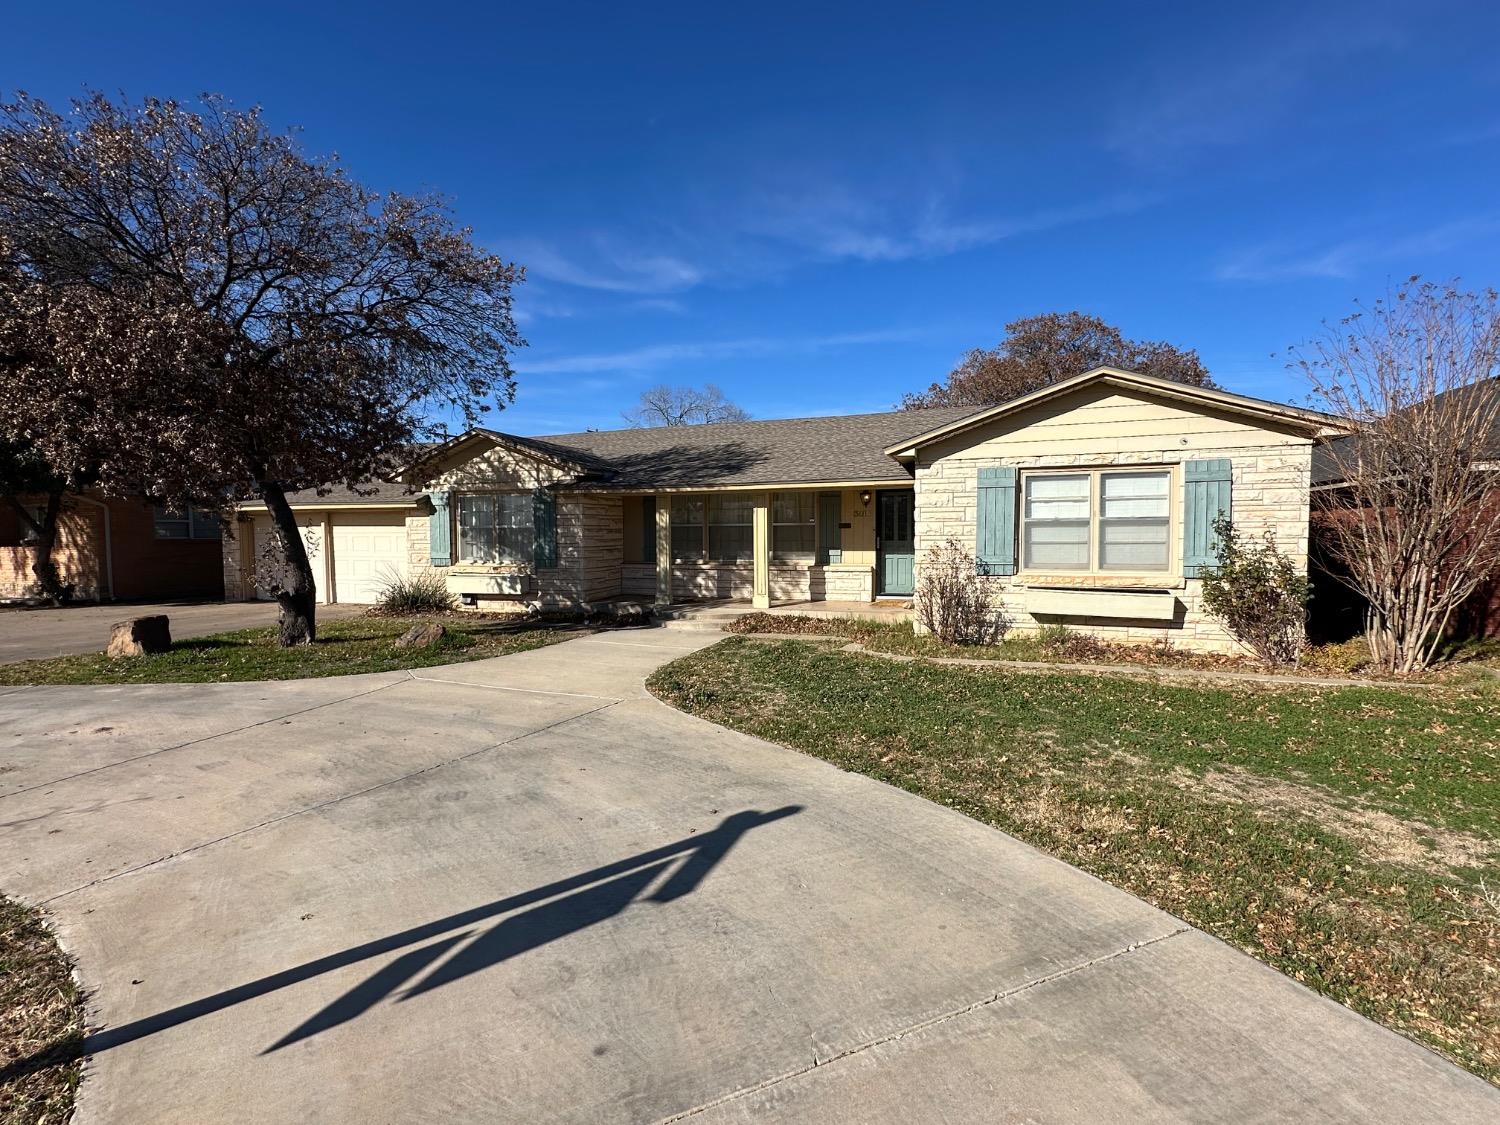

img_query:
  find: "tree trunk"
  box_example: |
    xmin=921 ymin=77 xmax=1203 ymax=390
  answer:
xmin=258 ymin=479 xmax=317 ymax=646
xmin=5 ymin=490 xmax=69 ymax=603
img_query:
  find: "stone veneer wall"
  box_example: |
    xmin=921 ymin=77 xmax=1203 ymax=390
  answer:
xmin=915 ymin=443 xmax=1313 ymax=655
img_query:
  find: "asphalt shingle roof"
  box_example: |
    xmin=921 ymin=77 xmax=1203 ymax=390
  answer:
xmin=528 ymin=406 xmax=983 ymax=490
xmin=1311 ymin=378 xmax=1500 ymax=485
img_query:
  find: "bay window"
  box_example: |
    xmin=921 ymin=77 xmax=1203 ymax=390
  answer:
xmin=457 ymin=493 xmax=533 ymax=564
xmin=1022 ymin=468 xmax=1172 ymax=574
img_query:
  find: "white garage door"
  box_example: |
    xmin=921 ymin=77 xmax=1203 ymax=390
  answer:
xmin=330 ymin=511 xmax=409 ymax=604
xmin=252 ymin=515 xmax=328 ymax=604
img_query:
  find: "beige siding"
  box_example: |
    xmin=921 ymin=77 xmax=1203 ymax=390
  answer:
xmin=915 ymin=385 xmax=1313 ymax=655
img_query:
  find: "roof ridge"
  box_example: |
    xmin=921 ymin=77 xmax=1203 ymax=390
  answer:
xmin=529 ymin=403 xmax=979 ymax=442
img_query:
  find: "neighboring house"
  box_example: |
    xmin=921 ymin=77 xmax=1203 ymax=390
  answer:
xmin=222 ymin=367 xmax=1340 ymax=653
xmin=0 ymin=493 xmax=225 ymax=602
xmin=1310 ymin=375 xmax=1500 ymax=640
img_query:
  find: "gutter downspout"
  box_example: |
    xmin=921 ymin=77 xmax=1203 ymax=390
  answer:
xmin=70 ymin=494 xmax=115 ymax=602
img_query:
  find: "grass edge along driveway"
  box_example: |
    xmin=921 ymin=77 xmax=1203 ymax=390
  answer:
xmin=0 ymin=615 xmax=595 ymax=686
xmin=647 ymin=636 xmax=1500 ymax=1086
xmin=0 ymin=895 xmax=84 ymax=1125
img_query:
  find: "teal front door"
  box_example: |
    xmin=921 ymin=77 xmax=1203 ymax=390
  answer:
xmin=876 ymin=490 xmax=915 ymax=596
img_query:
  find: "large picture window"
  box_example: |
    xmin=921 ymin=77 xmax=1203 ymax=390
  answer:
xmin=1021 ymin=469 xmax=1172 ymax=574
xmin=771 ymin=492 xmax=815 ymax=562
xmin=457 ymin=493 xmax=533 ymax=564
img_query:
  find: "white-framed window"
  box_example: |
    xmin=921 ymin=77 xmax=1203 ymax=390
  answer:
xmin=1021 ymin=468 xmax=1173 ymax=574
xmin=154 ymin=504 xmax=222 ymax=540
xmin=457 ymin=493 xmax=533 ymax=564
xmin=771 ymin=492 xmax=816 ymax=562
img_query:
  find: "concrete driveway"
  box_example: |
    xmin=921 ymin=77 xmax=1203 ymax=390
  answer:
xmin=0 ymin=601 xmax=366 ymax=664
xmin=0 ymin=632 xmax=1494 ymax=1123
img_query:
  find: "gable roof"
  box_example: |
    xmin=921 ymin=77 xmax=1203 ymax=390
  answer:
xmin=421 ymin=406 xmax=984 ymax=491
xmin=884 ymin=366 xmax=1344 ymax=457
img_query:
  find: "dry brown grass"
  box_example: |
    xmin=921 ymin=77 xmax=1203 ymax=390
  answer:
xmin=1 ymin=896 xmax=83 ymax=1124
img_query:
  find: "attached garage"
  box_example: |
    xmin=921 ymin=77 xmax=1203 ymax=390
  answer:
xmin=329 ymin=511 xmax=408 ymax=603
xmin=234 ymin=485 xmax=423 ymax=605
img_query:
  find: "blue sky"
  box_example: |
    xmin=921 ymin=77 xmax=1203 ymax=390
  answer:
xmin=5 ymin=1 xmax=1499 ymax=435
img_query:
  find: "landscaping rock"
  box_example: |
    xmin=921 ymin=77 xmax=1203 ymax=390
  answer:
xmin=393 ymin=622 xmax=447 ymax=649
xmin=106 ymin=615 xmax=172 ymax=658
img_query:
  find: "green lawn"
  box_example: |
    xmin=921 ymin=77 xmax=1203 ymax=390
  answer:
xmin=0 ymin=896 xmax=83 ymax=1125
xmin=0 ymin=615 xmax=592 ymax=686
xmin=649 ymin=636 xmax=1500 ymax=1084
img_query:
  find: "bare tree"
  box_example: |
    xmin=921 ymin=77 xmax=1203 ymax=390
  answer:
xmin=0 ymin=92 xmax=523 ymax=644
xmin=623 ymin=384 xmax=750 ymax=427
xmin=1295 ymin=279 xmax=1500 ymax=673
xmin=902 ymin=311 xmax=1213 ymax=409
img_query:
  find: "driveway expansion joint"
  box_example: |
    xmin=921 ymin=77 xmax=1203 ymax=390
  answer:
xmin=653 ymin=924 xmax=1193 ymax=1123
xmin=0 ymin=676 xmax=411 ymax=801
xmin=39 ymin=696 xmax=623 ymax=905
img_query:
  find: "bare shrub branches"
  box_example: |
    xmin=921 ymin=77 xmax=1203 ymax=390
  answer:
xmin=1296 ymin=279 xmax=1500 ymax=673
xmin=916 ymin=538 xmax=1011 ymax=645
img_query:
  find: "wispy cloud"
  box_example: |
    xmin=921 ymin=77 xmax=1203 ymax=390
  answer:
xmin=509 ymin=238 xmax=704 ymax=295
xmin=1106 ymin=21 xmax=1403 ymax=161
xmin=746 ymin=188 xmax=1156 ymax=265
xmin=520 ymin=328 xmax=924 ymax=375
xmin=510 ymin=183 xmax=1158 ymax=301
xmin=1215 ymin=215 xmax=1500 ymax=282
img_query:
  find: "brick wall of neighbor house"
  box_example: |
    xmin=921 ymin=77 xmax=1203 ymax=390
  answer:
xmin=108 ymin=497 xmax=223 ymax=600
xmin=3 ymin=493 xmax=222 ymax=602
xmin=914 ymin=389 xmax=1313 ymax=655
xmin=0 ymin=499 xmax=103 ymax=601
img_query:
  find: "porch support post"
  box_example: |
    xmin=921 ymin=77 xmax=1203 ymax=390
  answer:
xmin=654 ymin=493 xmax=672 ymax=607
xmin=752 ymin=492 xmax=771 ymax=610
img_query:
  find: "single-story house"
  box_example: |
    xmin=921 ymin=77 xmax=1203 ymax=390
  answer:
xmin=223 ymin=367 xmax=1341 ymax=653
xmin=1 ymin=492 xmax=225 ymax=603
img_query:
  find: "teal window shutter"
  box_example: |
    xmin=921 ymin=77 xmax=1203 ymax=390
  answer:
xmin=533 ymin=489 xmax=558 ymax=569
xmin=428 ymin=490 xmax=452 ymax=567
xmin=641 ymin=497 xmax=656 ymax=563
xmin=818 ymin=491 xmax=842 ymax=564
xmin=976 ymin=466 xmax=1018 ymax=576
xmin=1183 ymin=459 xmax=1232 ymax=577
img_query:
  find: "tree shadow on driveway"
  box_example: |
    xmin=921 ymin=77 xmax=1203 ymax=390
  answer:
xmin=0 ymin=806 xmax=802 ymax=1083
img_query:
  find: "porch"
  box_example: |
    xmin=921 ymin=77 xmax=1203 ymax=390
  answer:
xmin=618 ymin=485 xmax=916 ymax=610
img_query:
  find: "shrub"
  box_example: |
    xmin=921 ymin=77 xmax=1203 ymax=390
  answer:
xmin=915 ymin=539 xmax=1011 ymax=645
xmin=1037 ymin=624 xmax=1110 ymax=662
xmin=374 ymin=570 xmax=455 ymax=615
xmin=1200 ymin=516 xmax=1310 ymax=666
xmin=1300 ymin=636 xmax=1372 ymax=675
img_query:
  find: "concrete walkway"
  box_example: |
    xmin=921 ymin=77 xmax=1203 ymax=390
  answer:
xmin=0 ymin=632 xmax=1493 ymax=1123
xmin=0 ymin=600 xmax=366 ymax=664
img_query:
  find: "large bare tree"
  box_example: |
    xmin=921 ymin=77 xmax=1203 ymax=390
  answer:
xmin=623 ymin=383 xmax=750 ymax=427
xmin=902 ymin=311 xmax=1213 ymax=409
xmin=0 ymin=93 xmax=523 ymax=644
xmin=1295 ymin=279 xmax=1500 ymax=673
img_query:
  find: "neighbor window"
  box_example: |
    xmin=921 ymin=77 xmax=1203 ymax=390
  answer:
xmin=153 ymin=504 xmax=222 ymax=540
xmin=771 ymin=492 xmax=815 ymax=562
xmin=1021 ymin=469 xmax=1171 ymax=573
xmin=457 ymin=493 xmax=533 ymax=564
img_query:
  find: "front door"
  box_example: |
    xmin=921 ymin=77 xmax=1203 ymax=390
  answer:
xmin=876 ymin=490 xmax=915 ymax=596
